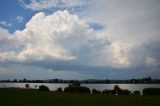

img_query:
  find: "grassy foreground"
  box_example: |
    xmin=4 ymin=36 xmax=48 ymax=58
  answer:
xmin=0 ymin=88 xmax=160 ymax=106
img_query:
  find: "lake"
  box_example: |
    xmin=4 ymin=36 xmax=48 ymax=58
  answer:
xmin=0 ymin=83 xmax=160 ymax=93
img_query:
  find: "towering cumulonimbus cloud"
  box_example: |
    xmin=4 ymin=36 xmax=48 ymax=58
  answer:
xmin=0 ymin=0 xmax=160 ymax=79
xmin=0 ymin=10 xmax=160 ymax=70
xmin=0 ymin=10 xmax=110 ymax=67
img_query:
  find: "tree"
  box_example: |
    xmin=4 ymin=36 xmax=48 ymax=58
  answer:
xmin=25 ymin=84 xmax=29 ymax=89
xmin=38 ymin=85 xmax=49 ymax=91
xmin=23 ymin=78 xmax=27 ymax=82
xmin=34 ymin=85 xmax=38 ymax=89
xmin=119 ymin=89 xmax=130 ymax=95
xmin=143 ymin=88 xmax=160 ymax=95
xmin=114 ymin=85 xmax=121 ymax=91
xmin=133 ymin=91 xmax=140 ymax=95
xmin=13 ymin=79 xmax=18 ymax=82
xmin=56 ymin=87 xmax=62 ymax=92
xmin=69 ymin=81 xmax=80 ymax=87
xmin=92 ymin=89 xmax=101 ymax=94
xmin=64 ymin=82 xmax=90 ymax=93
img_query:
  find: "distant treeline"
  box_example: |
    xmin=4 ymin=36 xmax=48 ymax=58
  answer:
xmin=1 ymin=77 xmax=160 ymax=84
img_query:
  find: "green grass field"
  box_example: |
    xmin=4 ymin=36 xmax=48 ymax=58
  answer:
xmin=0 ymin=88 xmax=160 ymax=106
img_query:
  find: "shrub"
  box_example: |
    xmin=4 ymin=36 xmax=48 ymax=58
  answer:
xmin=102 ymin=89 xmax=115 ymax=95
xmin=64 ymin=86 xmax=90 ymax=93
xmin=112 ymin=85 xmax=130 ymax=95
xmin=64 ymin=83 xmax=90 ymax=94
xmin=102 ymin=89 xmax=108 ymax=94
xmin=69 ymin=81 xmax=80 ymax=87
xmin=133 ymin=90 xmax=140 ymax=95
xmin=118 ymin=89 xmax=131 ymax=95
xmin=64 ymin=86 xmax=74 ymax=93
xmin=114 ymin=85 xmax=121 ymax=91
xmin=25 ymin=84 xmax=29 ymax=89
xmin=56 ymin=87 xmax=62 ymax=92
xmin=34 ymin=85 xmax=38 ymax=89
xmin=92 ymin=89 xmax=101 ymax=94
xmin=76 ymin=86 xmax=91 ymax=93
xmin=143 ymin=88 xmax=160 ymax=95
xmin=38 ymin=85 xmax=49 ymax=91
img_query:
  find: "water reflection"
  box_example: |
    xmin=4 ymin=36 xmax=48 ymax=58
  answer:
xmin=0 ymin=83 xmax=160 ymax=92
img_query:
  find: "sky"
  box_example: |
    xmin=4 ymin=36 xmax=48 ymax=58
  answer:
xmin=0 ymin=0 xmax=160 ymax=80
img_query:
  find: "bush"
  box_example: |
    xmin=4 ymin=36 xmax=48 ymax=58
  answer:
xmin=64 ymin=83 xmax=90 ymax=94
xmin=112 ymin=85 xmax=130 ymax=95
xmin=64 ymin=86 xmax=74 ymax=93
xmin=56 ymin=87 xmax=62 ymax=92
xmin=25 ymin=84 xmax=29 ymax=89
xmin=77 ymin=86 xmax=90 ymax=93
xmin=133 ymin=90 xmax=140 ymax=95
xmin=114 ymin=85 xmax=121 ymax=91
xmin=102 ymin=89 xmax=114 ymax=95
xmin=143 ymin=88 xmax=160 ymax=95
xmin=102 ymin=89 xmax=108 ymax=94
xmin=34 ymin=85 xmax=38 ymax=89
xmin=38 ymin=85 xmax=49 ymax=91
xmin=92 ymin=89 xmax=101 ymax=94
xmin=69 ymin=81 xmax=80 ymax=87
xmin=118 ymin=89 xmax=131 ymax=95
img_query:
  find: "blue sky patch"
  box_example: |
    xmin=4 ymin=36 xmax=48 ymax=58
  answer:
xmin=0 ymin=0 xmax=35 ymax=33
xmin=89 ymin=23 xmax=104 ymax=30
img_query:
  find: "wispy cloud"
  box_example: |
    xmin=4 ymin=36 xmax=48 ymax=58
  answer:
xmin=16 ymin=16 xmax=24 ymax=23
xmin=19 ymin=0 xmax=88 ymax=11
xmin=0 ymin=21 xmax=12 ymax=27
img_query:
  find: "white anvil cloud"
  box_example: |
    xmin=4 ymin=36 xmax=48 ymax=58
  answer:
xmin=0 ymin=9 xmax=159 ymax=70
xmin=0 ymin=11 xmax=109 ymax=66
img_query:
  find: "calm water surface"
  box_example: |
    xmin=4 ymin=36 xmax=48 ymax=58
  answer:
xmin=0 ymin=83 xmax=160 ymax=93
